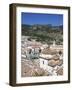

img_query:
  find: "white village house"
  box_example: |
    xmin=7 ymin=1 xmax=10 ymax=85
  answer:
xmin=39 ymin=54 xmax=63 ymax=75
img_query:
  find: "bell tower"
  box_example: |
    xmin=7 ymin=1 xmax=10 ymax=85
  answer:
xmin=53 ymin=40 xmax=56 ymax=47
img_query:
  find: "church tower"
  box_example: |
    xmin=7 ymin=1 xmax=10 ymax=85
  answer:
xmin=53 ymin=40 xmax=56 ymax=47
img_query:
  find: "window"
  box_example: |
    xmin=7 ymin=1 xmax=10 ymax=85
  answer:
xmin=43 ymin=61 xmax=44 ymax=64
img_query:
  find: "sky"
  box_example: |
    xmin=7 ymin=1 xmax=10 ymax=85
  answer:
xmin=21 ymin=12 xmax=63 ymax=26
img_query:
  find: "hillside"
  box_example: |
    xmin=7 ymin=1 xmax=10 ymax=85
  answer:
xmin=22 ymin=24 xmax=63 ymax=45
